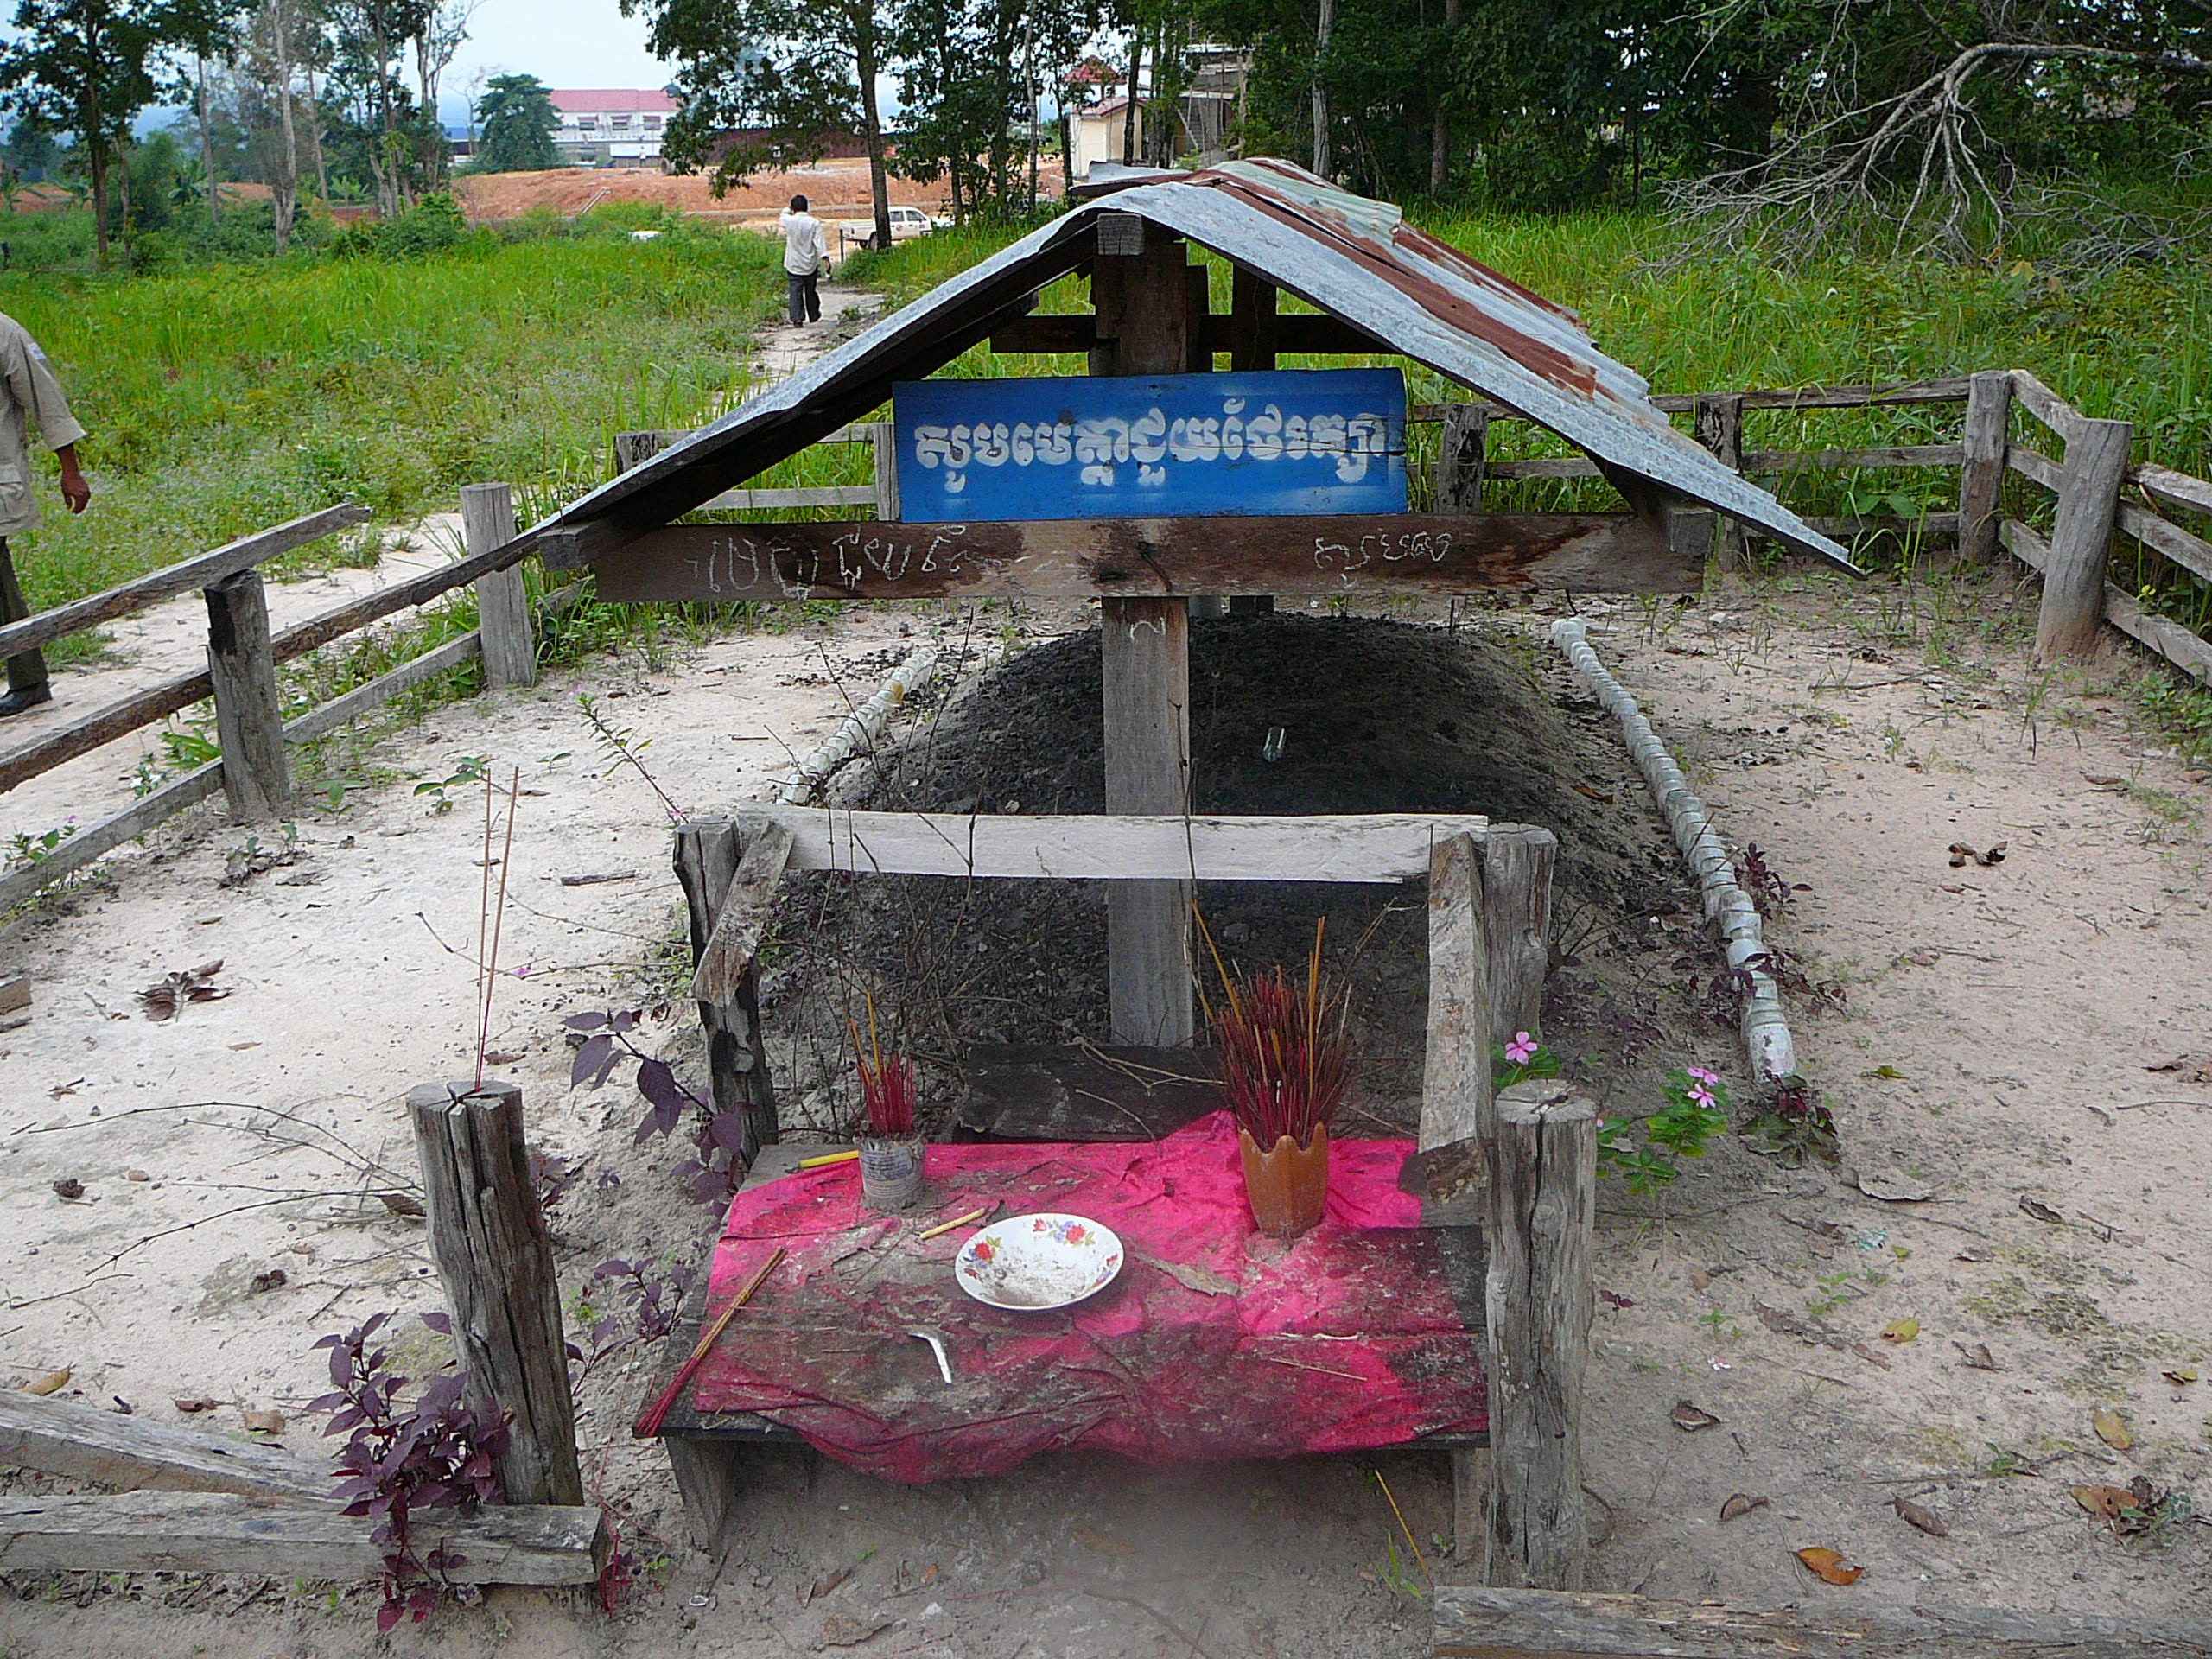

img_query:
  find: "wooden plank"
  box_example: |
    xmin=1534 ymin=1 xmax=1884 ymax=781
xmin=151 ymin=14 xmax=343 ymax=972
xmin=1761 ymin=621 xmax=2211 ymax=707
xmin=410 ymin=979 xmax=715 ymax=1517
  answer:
xmin=1693 ymin=394 xmax=1744 ymax=566
xmin=1484 ymin=1082 xmax=1596 ymax=1592
xmin=2007 ymin=442 xmax=2064 ymax=491
xmin=1229 ymin=266 xmax=1279 ymax=372
xmin=698 ymin=484 xmax=882 ymax=512
xmin=1740 ymin=442 xmax=1963 ymax=473
xmin=586 ymin=512 xmax=1694 ymax=604
xmin=0 ymin=760 xmax=221 ymax=912
xmin=1435 ymin=405 xmax=1489 ymax=513
xmin=1957 ymin=369 xmax=2012 ymax=563
xmin=2002 ymin=515 xmax=2050 ymax=571
xmin=674 ymin=820 xmax=779 ymax=1167
xmin=2005 ymin=519 xmax=2212 ymax=681
xmin=1478 ymin=827 xmax=1554 ymax=1046
xmin=2037 ymin=416 xmax=2133 ymax=662
xmin=0 ymin=503 xmax=368 ymax=663
xmin=1103 ymin=594 xmax=1194 ymax=1045
xmin=464 ymin=482 xmax=535 ymax=690
xmin=281 ymin=630 xmax=481 ymax=746
xmin=2009 ymin=368 xmax=2088 ymax=443
xmin=1421 ymin=835 xmax=1493 ymax=1155
xmin=1743 ymin=511 xmax=1962 ymax=542
xmin=871 ymin=421 xmax=901 ymax=522
xmin=954 ymin=1044 xmax=1219 ymax=1141
xmin=690 ymin=817 xmax=794 ymax=1005
xmin=766 ymin=807 xmax=1493 ymax=882
xmin=1433 ymin=1585 xmax=2212 ymax=1659
xmin=0 ymin=1390 xmax=334 ymax=1500
xmin=0 ymin=670 xmax=212 ymax=796
xmin=0 ymin=1491 xmax=607 ymax=1586
xmin=407 ymin=1082 xmax=583 ymax=1508
xmin=2132 ymin=460 xmax=2212 ymax=518
xmin=2118 ymin=499 xmax=2212 ymax=585
xmin=204 ymin=570 xmax=290 ymax=823
xmin=1484 ymin=456 xmax=1600 ymax=480
xmin=993 ymin=310 xmax=1380 ymax=356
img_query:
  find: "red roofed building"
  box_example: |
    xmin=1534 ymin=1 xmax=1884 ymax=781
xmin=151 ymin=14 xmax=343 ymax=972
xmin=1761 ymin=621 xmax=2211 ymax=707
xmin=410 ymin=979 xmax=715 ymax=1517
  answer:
xmin=551 ymin=89 xmax=683 ymax=168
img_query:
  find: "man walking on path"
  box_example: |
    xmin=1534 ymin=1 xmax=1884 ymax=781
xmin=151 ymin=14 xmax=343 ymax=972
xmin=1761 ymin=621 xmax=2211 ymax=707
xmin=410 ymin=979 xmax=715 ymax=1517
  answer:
xmin=0 ymin=311 xmax=90 ymax=717
xmin=779 ymin=194 xmax=828 ymax=327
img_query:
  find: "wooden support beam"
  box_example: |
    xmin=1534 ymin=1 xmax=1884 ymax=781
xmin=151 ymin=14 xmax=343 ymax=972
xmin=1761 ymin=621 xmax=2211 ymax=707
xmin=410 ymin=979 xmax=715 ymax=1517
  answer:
xmin=0 ymin=1390 xmax=334 ymax=1500
xmin=586 ymin=512 xmax=1694 ymax=605
xmin=1229 ymin=267 xmax=1279 ymax=372
xmin=0 ymin=503 xmax=367 ymax=664
xmin=2037 ymin=416 xmax=2133 ymax=662
xmin=464 ymin=482 xmax=536 ymax=690
xmin=690 ymin=817 xmax=795 ymax=1005
xmin=407 ymin=1081 xmax=583 ymax=1508
xmin=993 ymin=309 xmax=1375 ymax=358
xmin=1434 ymin=1586 xmax=2212 ymax=1659
xmin=767 ymin=808 xmax=1494 ymax=882
xmin=1485 ymin=1082 xmax=1595 ymax=1592
xmin=204 ymin=570 xmax=290 ymax=823
xmin=0 ymin=1491 xmax=607 ymax=1586
xmin=1692 ymin=393 xmax=1745 ymax=568
xmin=1421 ymin=834 xmax=1493 ymax=1155
xmin=1956 ymin=369 xmax=2012 ymax=563
xmin=674 ymin=819 xmax=780 ymax=1166
xmin=1435 ymin=404 xmax=1489 ymax=514
xmin=871 ymin=421 xmax=901 ymax=521
xmin=1478 ymin=826 xmax=1555 ymax=1045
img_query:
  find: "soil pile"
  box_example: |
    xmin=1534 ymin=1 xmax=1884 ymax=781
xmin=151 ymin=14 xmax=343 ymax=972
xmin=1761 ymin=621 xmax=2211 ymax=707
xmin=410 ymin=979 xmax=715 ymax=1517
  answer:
xmin=767 ymin=614 xmax=1689 ymax=1123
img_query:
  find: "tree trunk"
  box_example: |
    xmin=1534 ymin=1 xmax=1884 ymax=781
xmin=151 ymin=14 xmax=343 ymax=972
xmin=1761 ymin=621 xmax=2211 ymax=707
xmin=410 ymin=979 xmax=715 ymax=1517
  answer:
xmin=197 ymin=59 xmax=221 ymax=222
xmin=304 ymin=61 xmax=331 ymax=201
xmin=85 ymin=76 xmax=109 ymax=268
xmin=1312 ymin=0 xmax=1334 ymax=179
xmin=856 ymin=9 xmax=892 ymax=251
xmin=1123 ymin=33 xmax=1142 ymax=164
xmin=270 ymin=1 xmax=300 ymax=254
xmin=116 ymin=136 xmax=134 ymax=264
xmin=1429 ymin=0 xmax=1458 ymax=192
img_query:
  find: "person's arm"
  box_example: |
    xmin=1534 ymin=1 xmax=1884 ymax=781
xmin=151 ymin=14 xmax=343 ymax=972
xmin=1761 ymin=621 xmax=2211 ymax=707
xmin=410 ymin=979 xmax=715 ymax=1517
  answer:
xmin=54 ymin=441 xmax=88 ymax=513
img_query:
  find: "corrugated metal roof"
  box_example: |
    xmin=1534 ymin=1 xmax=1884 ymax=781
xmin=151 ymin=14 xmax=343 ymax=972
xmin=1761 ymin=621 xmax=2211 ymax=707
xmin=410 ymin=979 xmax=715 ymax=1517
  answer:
xmin=529 ymin=159 xmax=1857 ymax=574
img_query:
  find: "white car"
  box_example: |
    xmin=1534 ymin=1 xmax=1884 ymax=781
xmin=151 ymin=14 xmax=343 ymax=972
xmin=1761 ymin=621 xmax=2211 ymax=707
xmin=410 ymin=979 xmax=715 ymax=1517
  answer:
xmin=887 ymin=206 xmax=938 ymax=238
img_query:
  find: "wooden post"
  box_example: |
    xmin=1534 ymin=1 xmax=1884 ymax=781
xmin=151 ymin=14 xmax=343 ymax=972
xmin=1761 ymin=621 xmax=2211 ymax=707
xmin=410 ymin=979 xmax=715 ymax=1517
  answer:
xmin=1478 ymin=826 xmax=1554 ymax=1045
xmin=1226 ymin=265 xmax=1279 ymax=615
xmin=1692 ymin=393 xmax=1745 ymax=568
xmin=673 ymin=818 xmax=779 ymax=1164
xmin=1421 ymin=834 xmax=1492 ymax=1153
xmin=1956 ymin=369 xmax=2012 ymax=563
xmin=1096 ymin=225 xmax=1198 ymax=1046
xmin=1183 ymin=260 xmax=1230 ymax=621
xmin=1484 ymin=1080 xmax=1595 ymax=1592
xmin=871 ymin=421 xmax=901 ymax=522
xmin=463 ymin=482 xmax=535 ymax=690
xmin=2037 ymin=416 xmax=2133 ymax=662
xmin=1435 ymin=404 xmax=1489 ymax=514
xmin=407 ymin=1080 xmax=583 ymax=1508
xmin=204 ymin=569 xmax=290 ymax=823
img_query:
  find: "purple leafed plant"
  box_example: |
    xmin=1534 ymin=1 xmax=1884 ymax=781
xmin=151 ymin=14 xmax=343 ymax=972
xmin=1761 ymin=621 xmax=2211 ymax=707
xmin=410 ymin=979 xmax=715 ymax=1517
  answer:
xmin=1738 ymin=842 xmax=1813 ymax=919
xmin=588 ymin=1251 xmax=699 ymax=1360
xmin=566 ymin=1009 xmax=747 ymax=1206
xmin=309 ymin=1312 xmax=509 ymax=1632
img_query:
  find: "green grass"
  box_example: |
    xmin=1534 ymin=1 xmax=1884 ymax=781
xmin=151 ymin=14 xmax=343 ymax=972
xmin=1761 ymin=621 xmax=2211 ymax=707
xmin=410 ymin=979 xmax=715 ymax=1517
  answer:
xmin=0 ymin=211 xmax=787 ymax=633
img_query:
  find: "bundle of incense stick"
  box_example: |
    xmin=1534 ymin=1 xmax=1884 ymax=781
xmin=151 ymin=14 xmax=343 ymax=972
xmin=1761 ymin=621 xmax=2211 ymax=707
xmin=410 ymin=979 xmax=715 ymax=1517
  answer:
xmin=632 ymin=1247 xmax=787 ymax=1439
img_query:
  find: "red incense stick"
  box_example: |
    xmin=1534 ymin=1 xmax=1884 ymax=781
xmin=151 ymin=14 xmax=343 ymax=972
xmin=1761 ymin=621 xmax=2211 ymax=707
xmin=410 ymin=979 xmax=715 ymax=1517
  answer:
xmin=633 ymin=1246 xmax=787 ymax=1438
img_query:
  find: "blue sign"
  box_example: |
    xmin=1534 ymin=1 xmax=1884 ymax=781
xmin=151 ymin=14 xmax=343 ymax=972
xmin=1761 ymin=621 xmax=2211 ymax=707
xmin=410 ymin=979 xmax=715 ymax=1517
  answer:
xmin=893 ymin=368 xmax=1408 ymax=522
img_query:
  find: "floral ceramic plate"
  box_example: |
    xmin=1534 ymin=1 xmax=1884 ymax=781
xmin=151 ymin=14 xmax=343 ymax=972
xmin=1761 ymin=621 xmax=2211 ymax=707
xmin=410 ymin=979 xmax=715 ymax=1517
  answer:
xmin=953 ymin=1212 xmax=1124 ymax=1311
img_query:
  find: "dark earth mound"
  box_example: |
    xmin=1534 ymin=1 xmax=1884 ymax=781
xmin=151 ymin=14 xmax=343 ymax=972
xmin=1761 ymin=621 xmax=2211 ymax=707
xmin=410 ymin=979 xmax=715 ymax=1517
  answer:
xmin=765 ymin=613 xmax=1695 ymax=1128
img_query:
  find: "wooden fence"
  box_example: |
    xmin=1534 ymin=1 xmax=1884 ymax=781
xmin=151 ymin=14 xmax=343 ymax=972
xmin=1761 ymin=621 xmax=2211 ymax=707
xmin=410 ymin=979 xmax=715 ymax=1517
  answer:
xmin=2 ymin=378 xmax=2205 ymax=912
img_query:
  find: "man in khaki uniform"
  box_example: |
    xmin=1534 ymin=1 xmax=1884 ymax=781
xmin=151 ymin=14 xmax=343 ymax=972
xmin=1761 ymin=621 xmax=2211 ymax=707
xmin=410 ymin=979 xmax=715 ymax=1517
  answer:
xmin=0 ymin=311 xmax=91 ymax=716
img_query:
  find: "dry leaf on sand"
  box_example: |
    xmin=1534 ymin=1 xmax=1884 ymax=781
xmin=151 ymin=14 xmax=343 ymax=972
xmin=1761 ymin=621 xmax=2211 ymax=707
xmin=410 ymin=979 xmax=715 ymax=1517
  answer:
xmin=2092 ymin=1408 xmax=2132 ymax=1450
xmin=1719 ymin=1493 xmax=1769 ymax=1522
xmin=1670 ymin=1399 xmax=1722 ymax=1432
xmin=241 ymin=1408 xmax=285 ymax=1434
xmin=1953 ymin=1341 xmax=1999 ymax=1370
xmin=2018 ymin=1197 xmax=2064 ymax=1224
xmin=1891 ymin=1497 xmax=1948 ymax=1536
xmin=22 ymin=1368 xmax=70 ymax=1395
xmin=1880 ymin=1318 xmax=1920 ymax=1343
xmin=1796 ymin=1547 xmax=1864 ymax=1585
xmin=817 ymin=1613 xmax=893 ymax=1647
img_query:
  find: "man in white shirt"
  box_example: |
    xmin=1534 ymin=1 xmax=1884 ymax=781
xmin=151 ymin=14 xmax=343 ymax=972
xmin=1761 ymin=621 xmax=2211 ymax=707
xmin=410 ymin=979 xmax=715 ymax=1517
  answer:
xmin=0 ymin=311 xmax=91 ymax=717
xmin=779 ymin=194 xmax=828 ymax=326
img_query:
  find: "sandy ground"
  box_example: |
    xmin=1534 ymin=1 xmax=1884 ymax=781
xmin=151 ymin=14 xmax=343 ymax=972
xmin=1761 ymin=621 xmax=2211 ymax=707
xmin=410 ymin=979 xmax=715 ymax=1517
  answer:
xmin=454 ymin=160 xmax=1033 ymax=227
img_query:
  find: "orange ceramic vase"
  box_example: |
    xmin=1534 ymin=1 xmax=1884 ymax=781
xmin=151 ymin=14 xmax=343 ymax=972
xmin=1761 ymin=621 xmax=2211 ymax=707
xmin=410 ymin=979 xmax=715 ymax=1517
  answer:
xmin=1237 ymin=1125 xmax=1331 ymax=1240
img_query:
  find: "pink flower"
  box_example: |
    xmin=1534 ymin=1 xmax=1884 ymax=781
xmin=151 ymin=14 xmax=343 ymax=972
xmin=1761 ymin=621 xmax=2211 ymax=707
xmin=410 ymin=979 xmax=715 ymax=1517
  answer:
xmin=1505 ymin=1032 xmax=1538 ymax=1065
xmin=1688 ymin=1065 xmax=1719 ymax=1086
xmin=1690 ymin=1083 xmax=1717 ymax=1109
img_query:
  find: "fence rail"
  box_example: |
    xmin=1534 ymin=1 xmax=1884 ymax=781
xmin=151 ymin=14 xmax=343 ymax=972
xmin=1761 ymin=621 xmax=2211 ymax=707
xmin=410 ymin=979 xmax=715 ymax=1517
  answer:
xmin=4 ymin=368 xmax=2208 ymax=912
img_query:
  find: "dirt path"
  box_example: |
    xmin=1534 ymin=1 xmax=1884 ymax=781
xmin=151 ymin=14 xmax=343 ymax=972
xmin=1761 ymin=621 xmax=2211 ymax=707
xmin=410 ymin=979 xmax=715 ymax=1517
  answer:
xmin=2 ymin=569 xmax=2208 ymax=1656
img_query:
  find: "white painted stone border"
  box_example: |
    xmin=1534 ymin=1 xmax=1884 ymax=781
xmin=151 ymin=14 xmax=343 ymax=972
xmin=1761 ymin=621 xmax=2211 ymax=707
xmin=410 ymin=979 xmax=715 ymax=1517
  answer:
xmin=1549 ymin=619 xmax=1797 ymax=1080
xmin=779 ymin=645 xmax=941 ymax=804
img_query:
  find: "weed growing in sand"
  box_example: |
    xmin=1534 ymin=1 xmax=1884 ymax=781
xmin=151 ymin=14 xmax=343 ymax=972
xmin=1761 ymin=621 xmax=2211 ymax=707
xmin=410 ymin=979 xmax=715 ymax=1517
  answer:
xmin=1598 ymin=1066 xmax=1731 ymax=1196
xmin=1741 ymin=1074 xmax=1840 ymax=1165
xmin=568 ymin=1009 xmax=746 ymax=1206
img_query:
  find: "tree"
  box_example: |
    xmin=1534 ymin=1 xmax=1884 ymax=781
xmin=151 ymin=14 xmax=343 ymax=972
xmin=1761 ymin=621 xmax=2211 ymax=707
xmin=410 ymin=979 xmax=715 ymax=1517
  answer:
xmin=473 ymin=71 xmax=557 ymax=170
xmin=2 ymin=0 xmax=170 ymax=264
xmin=622 ymin=0 xmax=896 ymax=250
xmin=895 ymin=0 xmax=1093 ymax=218
xmin=322 ymin=0 xmax=464 ymax=214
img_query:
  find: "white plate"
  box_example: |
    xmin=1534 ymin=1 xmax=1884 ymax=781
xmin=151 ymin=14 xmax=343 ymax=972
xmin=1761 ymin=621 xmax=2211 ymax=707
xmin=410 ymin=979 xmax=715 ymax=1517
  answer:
xmin=953 ymin=1212 xmax=1124 ymax=1311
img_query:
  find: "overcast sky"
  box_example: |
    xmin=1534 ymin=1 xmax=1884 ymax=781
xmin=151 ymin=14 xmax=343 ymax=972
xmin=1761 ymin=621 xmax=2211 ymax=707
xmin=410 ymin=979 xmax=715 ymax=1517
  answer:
xmin=440 ymin=0 xmax=671 ymax=124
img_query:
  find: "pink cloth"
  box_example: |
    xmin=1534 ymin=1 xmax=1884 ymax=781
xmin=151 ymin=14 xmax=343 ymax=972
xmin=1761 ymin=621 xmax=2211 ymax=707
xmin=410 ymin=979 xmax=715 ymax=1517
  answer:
xmin=687 ymin=1112 xmax=1485 ymax=1483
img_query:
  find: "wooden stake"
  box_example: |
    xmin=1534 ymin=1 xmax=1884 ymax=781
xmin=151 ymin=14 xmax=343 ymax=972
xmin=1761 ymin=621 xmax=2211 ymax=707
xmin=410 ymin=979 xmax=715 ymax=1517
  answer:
xmin=1435 ymin=404 xmax=1489 ymax=514
xmin=674 ymin=817 xmax=779 ymax=1164
xmin=203 ymin=569 xmax=290 ymax=823
xmin=463 ymin=482 xmax=536 ymax=690
xmin=633 ymin=1247 xmax=786 ymax=1438
xmin=1421 ymin=834 xmax=1493 ymax=1154
xmin=1692 ymin=393 xmax=1745 ymax=569
xmin=1484 ymin=1082 xmax=1596 ymax=1592
xmin=1477 ymin=826 xmax=1555 ymax=1046
xmin=2037 ymin=416 xmax=2133 ymax=662
xmin=407 ymin=1080 xmax=582 ymax=1507
xmin=1956 ymin=369 xmax=2012 ymax=563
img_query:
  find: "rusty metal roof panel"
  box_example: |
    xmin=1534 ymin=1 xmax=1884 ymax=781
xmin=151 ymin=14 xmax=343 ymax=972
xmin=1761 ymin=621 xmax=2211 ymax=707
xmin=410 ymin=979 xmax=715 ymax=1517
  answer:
xmin=535 ymin=159 xmax=1855 ymax=573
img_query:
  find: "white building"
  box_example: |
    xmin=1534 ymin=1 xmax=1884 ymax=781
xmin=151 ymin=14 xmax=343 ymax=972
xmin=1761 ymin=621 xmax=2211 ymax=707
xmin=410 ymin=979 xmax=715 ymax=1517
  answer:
xmin=551 ymin=90 xmax=681 ymax=168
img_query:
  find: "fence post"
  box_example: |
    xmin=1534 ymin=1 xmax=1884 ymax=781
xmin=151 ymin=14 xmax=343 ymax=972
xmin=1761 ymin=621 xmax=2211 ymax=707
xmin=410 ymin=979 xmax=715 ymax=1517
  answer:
xmin=204 ymin=569 xmax=290 ymax=823
xmin=1436 ymin=404 xmax=1489 ymax=514
xmin=2036 ymin=416 xmax=2133 ymax=662
xmin=1692 ymin=394 xmax=1745 ymax=568
xmin=407 ymin=1080 xmax=583 ymax=1507
xmin=673 ymin=818 xmax=779 ymax=1167
xmin=463 ymin=483 xmax=536 ymax=690
xmin=1421 ymin=833 xmax=1493 ymax=1154
xmin=1485 ymin=1081 xmax=1596 ymax=1591
xmin=1478 ymin=826 xmax=1555 ymax=1046
xmin=1956 ymin=370 xmax=2012 ymax=563
xmin=869 ymin=422 xmax=901 ymax=523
